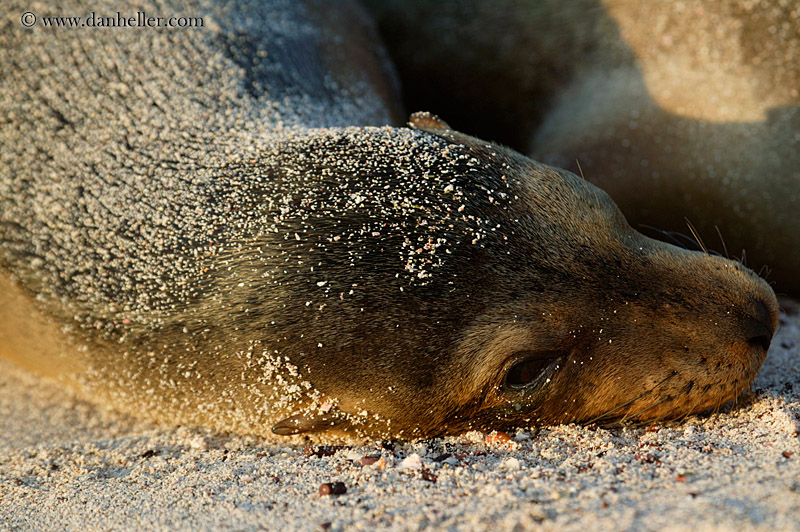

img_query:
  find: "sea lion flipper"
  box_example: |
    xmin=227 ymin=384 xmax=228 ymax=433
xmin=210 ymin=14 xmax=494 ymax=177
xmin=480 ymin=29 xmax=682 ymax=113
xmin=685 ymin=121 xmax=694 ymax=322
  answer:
xmin=271 ymin=412 xmax=352 ymax=435
xmin=408 ymin=111 xmax=453 ymax=134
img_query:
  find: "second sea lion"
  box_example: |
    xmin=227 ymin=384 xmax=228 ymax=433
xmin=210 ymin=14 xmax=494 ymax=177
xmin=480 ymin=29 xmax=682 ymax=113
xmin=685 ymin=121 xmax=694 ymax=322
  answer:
xmin=366 ymin=0 xmax=800 ymax=295
xmin=0 ymin=0 xmax=780 ymax=438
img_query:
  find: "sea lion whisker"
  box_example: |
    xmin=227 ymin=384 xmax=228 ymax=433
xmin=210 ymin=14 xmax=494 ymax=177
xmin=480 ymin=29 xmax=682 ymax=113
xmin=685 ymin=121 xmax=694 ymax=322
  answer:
xmin=620 ymin=394 xmax=674 ymax=422
xmin=667 ymin=230 xmax=707 ymax=252
xmin=684 ymin=218 xmax=708 ymax=254
xmin=666 ymin=230 xmax=724 ymax=257
xmin=724 ymin=394 xmax=738 ymax=415
xmin=576 ymin=159 xmax=586 ymax=182
xmin=712 ymin=398 xmax=723 ymax=416
xmin=639 ymin=225 xmax=688 ymax=250
xmin=714 ymin=225 xmax=730 ymax=259
xmin=757 ymin=264 xmax=772 ymax=281
xmin=586 ymin=371 xmax=677 ymax=424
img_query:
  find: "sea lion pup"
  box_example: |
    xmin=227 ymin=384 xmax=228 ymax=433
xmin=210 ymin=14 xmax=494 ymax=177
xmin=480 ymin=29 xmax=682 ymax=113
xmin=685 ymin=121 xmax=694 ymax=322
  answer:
xmin=366 ymin=0 xmax=800 ymax=295
xmin=0 ymin=1 xmax=779 ymax=438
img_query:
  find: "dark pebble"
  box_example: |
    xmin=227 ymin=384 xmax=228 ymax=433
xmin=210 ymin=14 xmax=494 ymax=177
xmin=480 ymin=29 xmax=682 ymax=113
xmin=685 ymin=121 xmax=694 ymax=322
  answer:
xmin=319 ymin=482 xmax=347 ymax=496
xmin=360 ymin=455 xmax=381 ymax=466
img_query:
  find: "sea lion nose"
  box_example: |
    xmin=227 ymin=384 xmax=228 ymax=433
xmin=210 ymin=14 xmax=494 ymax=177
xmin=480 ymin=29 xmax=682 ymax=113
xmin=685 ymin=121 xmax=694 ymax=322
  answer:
xmin=741 ymin=297 xmax=778 ymax=352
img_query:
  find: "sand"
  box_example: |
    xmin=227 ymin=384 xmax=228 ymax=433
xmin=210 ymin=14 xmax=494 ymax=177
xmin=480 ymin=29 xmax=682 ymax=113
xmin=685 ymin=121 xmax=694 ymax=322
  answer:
xmin=1 ymin=299 xmax=798 ymax=532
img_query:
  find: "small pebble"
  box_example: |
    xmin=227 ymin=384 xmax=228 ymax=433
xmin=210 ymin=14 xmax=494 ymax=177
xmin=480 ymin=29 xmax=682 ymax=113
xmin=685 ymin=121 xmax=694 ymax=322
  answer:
xmin=360 ymin=455 xmax=381 ymax=466
xmin=319 ymin=482 xmax=347 ymax=496
xmin=421 ymin=470 xmax=438 ymax=483
xmin=399 ymin=454 xmax=423 ymax=470
xmin=485 ymin=431 xmax=516 ymax=448
xmin=486 ymin=431 xmax=513 ymax=444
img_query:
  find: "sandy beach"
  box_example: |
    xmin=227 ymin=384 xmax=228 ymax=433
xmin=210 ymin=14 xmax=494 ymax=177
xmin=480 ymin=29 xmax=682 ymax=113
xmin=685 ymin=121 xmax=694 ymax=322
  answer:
xmin=2 ymin=300 xmax=798 ymax=532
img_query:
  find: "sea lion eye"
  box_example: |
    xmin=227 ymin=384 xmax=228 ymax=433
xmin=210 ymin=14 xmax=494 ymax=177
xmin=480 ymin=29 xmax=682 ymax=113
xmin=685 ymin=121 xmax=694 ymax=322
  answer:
xmin=504 ymin=352 xmax=555 ymax=388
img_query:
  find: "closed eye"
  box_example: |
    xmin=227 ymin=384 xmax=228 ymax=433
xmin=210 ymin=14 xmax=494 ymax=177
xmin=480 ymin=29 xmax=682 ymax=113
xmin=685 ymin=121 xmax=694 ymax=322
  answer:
xmin=503 ymin=351 xmax=562 ymax=388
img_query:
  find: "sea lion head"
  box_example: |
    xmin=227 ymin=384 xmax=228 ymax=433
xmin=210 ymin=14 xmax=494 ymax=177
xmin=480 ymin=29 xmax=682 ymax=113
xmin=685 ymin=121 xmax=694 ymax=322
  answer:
xmin=408 ymin=114 xmax=778 ymax=435
xmin=267 ymin=113 xmax=778 ymax=437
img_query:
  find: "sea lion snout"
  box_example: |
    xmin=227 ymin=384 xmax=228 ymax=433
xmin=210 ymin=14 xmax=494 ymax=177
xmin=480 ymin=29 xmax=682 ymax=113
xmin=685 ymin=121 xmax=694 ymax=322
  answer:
xmin=739 ymin=292 xmax=778 ymax=351
xmin=691 ymin=252 xmax=779 ymax=355
xmin=437 ymin=210 xmax=780 ymax=434
xmin=717 ymin=268 xmax=779 ymax=383
xmin=573 ymin=248 xmax=780 ymax=426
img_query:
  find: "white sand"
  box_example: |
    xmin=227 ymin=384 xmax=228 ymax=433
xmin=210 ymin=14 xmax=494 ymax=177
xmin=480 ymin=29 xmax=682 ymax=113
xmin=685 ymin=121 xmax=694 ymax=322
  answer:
xmin=1 ymin=300 xmax=798 ymax=532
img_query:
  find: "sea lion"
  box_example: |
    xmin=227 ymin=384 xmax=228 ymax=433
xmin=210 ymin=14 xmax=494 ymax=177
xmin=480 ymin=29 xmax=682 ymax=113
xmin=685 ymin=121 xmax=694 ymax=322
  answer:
xmin=0 ymin=0 xmax=779 ymax=438
xmin=366 ymin=0 xmax=800 ymax=295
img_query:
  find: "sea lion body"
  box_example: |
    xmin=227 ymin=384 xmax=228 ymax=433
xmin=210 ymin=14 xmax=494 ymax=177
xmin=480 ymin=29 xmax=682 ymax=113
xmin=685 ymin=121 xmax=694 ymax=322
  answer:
xmin=1 ymin=0 xmax=406 ymax=435
xmin=0 ymin=0 xmax=780 ymax=438
xmin=367 ymin=0 xmax=800 ymax=294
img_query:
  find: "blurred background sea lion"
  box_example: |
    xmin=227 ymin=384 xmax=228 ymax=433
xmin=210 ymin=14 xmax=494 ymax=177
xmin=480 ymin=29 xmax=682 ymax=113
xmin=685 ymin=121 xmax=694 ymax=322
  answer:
xmin=366 ymin=0 xmax=800 ymax=294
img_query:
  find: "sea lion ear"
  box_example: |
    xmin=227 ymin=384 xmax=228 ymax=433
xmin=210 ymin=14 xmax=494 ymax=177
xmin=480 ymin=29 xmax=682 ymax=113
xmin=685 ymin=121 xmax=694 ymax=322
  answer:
xmin=410 ymin=110 xmax=519 ymax=164
xmin=271 ymin=411 xmax=353 ymax=435
xmin=408 ymin=111 xmax=454 ymax=135
xmin=408 ymin=111 xmax=488 ymax=150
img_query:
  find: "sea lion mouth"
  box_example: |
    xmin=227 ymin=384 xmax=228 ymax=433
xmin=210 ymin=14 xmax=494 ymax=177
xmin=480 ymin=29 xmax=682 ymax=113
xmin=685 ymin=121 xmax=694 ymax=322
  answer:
xmin=584 ymin=333 xmax=773 ymax=428
xmin=586 ymin=381 xmax=757 ymax=429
